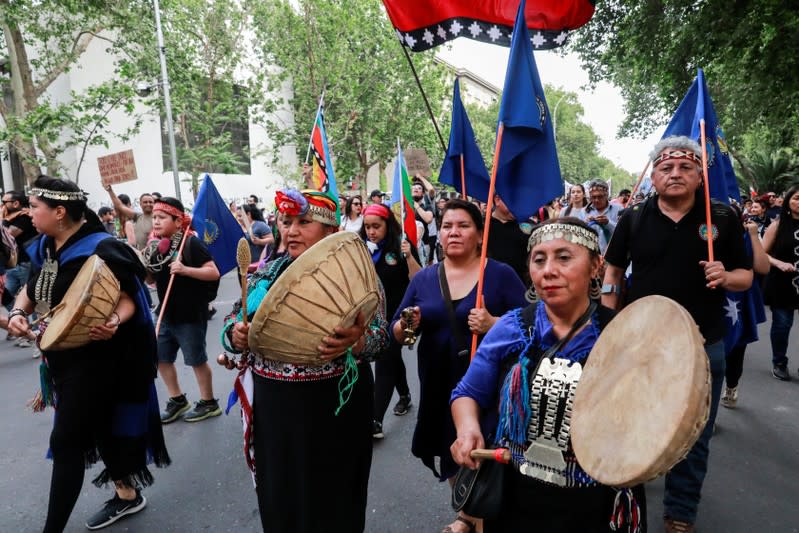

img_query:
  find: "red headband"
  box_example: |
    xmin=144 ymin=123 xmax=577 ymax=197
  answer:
xmin=362 ymin=203 xmax=391 ymax=220
xmin=154 ymin=201 xmax=191 ymax=229
xmin=653 ymin=149 xmax=702 ymax=168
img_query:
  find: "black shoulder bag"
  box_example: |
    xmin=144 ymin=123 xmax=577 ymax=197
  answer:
xmin=451 ymin=301 xmax=597 ymax=519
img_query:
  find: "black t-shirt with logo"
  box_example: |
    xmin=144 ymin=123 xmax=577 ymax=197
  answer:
xmin=605 ymin=194 xmax=750 ymax=343
xmin=154 ymin=235 xmax=215 ymax=324
xmin=3 ymin=213 xmax=37 ymax=263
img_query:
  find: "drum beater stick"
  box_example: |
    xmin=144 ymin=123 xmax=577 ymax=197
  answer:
xmin=155 ymin=224 xmax=192 ymax=336
xmin=236 ymin=238 xmax=251 ymax=326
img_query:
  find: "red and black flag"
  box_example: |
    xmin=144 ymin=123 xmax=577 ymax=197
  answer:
xmin=381 ymin=0 xmax=595 ymax=52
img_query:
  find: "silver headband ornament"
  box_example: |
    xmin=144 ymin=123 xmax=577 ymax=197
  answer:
xmin=30 ymin=187 xmax=87 ymax=202
xmin=527 ymin=223 xmax=600 ymax=254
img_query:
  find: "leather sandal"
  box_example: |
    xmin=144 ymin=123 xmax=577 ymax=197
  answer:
xmin=441 ymin=515 xmax=476 ymax=533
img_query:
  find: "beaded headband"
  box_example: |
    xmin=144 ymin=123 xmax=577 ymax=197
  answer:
xmin=652 ymin=149 xmax=701 ymax=168
xmin=527 ymin=223 xmax=600 ymax=254
xmin=275 ymin=188 xmax=338 ymax=226
xmin=29 ymin=187 xmax=87 ymax=202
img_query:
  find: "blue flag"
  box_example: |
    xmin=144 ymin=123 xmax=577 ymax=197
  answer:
xmin=494 ymin=0 xmax=562 ymax=221
xmin=662 ymin=68 xmax=740 ymax=204
xmin=439 ymin=79 xmax=490 ymax=202
xmin=662 ymin=69 xmax=763 ymax=353
xmin=191 ymin=174 xmax=245 ymax=275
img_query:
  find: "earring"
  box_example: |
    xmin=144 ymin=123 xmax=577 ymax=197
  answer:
xmin=589 ymin=277 xmax=602 ymax=300
xmin=525 ymin=285 xmax=539 ymax=303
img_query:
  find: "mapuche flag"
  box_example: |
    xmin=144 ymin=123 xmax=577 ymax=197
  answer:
xmin=493 ymin=0 xmax=563 ymax=221
xmin=439 ymin=78 xmax=490 ymax=202
xmin=391 ymin=141 xmax=418 ymax=246
xmin=191 ymin=174 xmax=245 ymax=275
xmin=381 ymin=0 xmax=595 ymax=52
xmin=310 ymin=107 xmax=340 ymax=221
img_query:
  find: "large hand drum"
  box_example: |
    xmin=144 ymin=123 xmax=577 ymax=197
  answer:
xmin=248 ymin=231 xmax=380 ymax=365
xmin=571 ymin=295 xmax=711 ymax=487
xmin=40 ymin=255 xmax=121 ymax=351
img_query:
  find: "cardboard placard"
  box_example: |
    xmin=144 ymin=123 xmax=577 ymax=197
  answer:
xmin=404 ymin=148 xmax=432 ymax=178
xmin=97 ymin=149 xmax=138 ymax=186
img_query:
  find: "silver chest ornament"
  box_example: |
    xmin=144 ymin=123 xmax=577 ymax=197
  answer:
xmin=33 ymin=253 xmax=59 ymax=315
xmin=520 ymin=357 xmax=582 ymax=486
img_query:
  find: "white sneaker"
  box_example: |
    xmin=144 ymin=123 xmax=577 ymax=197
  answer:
xmin=15 ymin=338 xmax=32 ymax=348
xmin=721 ymin=386 xmax=738 ymax=408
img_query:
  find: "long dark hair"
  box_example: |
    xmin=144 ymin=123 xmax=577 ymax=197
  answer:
xmin=359 ymin=210 xmax=409 ymax=259
xmin=31 ymin=175 xmax=102 ymax=230
xmin=772 ymin=184 xmax=799 ymax=254
xmin=344 ymin=195 xmax=363 ymax=219
xmin=242 ymin=203 xmax=265 ymax=222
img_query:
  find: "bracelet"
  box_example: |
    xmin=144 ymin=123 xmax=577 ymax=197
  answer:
xmin=110 ymin=312 xmax=121 ymax=327
xmin=9 ymin=308 xmax=28 ymax=320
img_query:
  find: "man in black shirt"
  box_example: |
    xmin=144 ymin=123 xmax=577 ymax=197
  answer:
xmin=2 ymin=191 xmax=38 ymax=310
xmin=602 ymin=136 xmax=752 ymax=533
xmin=486 ymin=194 xmax=532 ymax=286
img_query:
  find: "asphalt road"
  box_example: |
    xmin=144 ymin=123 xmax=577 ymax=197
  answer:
xmin=1 ymin=272 xmax=798 ymax=532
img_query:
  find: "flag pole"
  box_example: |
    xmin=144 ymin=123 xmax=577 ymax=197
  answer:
xmin=459 ymin=154 xmax=467 ymax=199
xmin=304 ymin=89 xmax=326 ymax=165
xmin=399 ymin=44 xmax=447 ymax=154
xmin=397 ymin=137 xmax=406 ymax=246
xmin=700 ymin=119 xmax=715 ymax=262
xmin=155 ymin=221 xmax=193 ymax=336
xmin=470 ymin=122 xmax=504 ymax=359
xmin=625 ymin=160 xmax=652 ymax=208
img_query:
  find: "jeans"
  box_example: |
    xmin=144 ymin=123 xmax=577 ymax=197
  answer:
xmin=3 ymin=261 xmax=30 ymax=310
xmin=663 ymin=340 xmax=725 ymax=524
xmin=769 ymin=307 xmax=795 ymax=368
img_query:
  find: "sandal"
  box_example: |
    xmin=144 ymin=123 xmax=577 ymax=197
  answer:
xmin=441 ymin=515 xmax=476 ymax=533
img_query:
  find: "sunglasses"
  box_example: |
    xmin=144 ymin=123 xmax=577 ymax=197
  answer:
xmin=352 ymin=202 xmax=362 ymax=206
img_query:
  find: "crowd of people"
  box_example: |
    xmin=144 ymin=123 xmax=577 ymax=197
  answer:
xmin=0 ymin=134 xmax=795 ymax=533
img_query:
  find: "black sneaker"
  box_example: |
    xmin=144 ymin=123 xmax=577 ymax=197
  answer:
xmin=392 ymin=395 xmax=412 ymax=416
xmin=207 ymin=305 xmax=217 ymax=320
xmin=372 ymin=420 xmax=384 ymax=439
xmin=183 ymin=399 xmax=222 ymax=422
xmin=773 ymin=364 xmax=791 ymax=381
xmin=86 ymin=490 xmax=147 ymax=530
xmin=160 ymin=394 xmax=190 ymax=424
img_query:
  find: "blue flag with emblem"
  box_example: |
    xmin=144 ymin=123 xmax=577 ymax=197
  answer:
xmin=191 ymin=174 xmax=245 ymax=275
xmin=494 ymin=0 xmax=562 ymax=221
xmin=439 ymin=78 xmax=490 ymax=201
xmin=662 ymin=68 xmax=764 ymax=353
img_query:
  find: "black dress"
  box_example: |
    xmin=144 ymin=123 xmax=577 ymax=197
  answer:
xmin=763 ymin=216 xmax=799 ymax=309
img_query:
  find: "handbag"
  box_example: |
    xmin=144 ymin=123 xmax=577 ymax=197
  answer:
xmin=450 ymin=301 xmax=598 ymax=518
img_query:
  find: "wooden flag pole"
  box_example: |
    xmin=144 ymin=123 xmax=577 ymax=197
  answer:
xmin=470 ymin=123 xmax=505 ymax=359
xmin=399 ymin=44 xmax=447 ymax=154
xmin=699 ymin=119 xmax=715 ymax=262
xmin=460 ymin=154 xmax=467 ymax=199
xmin=625 ymin=160 xmax=652 ymax=208
xmin=155 ymin=223 xmax=192 ymax=337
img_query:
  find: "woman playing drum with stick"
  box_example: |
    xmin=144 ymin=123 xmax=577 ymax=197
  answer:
xmin=450 ymin=218 xmax=647 ymax=532
xmin=221 ymin=188 xmax=388 ymax=533
xmin=7 ymin=176 xmax=170 ymax=532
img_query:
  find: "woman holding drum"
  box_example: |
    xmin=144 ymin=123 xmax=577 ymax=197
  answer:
xmin=7 ymin=176 xmax=169 ymax=532
xmin=390 ymin=199 xmax=526 ymax=533
xmin=222 ymin=188 xmax=388 ymax=533
xmin=359 ymin=202 xmax=421 ymax=437
xmin=450 ymin=217 xmax=646 ymax=532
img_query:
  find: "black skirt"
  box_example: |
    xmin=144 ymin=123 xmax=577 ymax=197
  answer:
xmin=252 ymin=363 xmax=374 ymax=533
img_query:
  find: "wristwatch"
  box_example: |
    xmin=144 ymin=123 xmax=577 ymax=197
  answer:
xmin=601 ymin=284 xmax=621 ymax=295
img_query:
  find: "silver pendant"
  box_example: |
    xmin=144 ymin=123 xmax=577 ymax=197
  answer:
xmin=35 ymin=301 xmax=51 ymax=315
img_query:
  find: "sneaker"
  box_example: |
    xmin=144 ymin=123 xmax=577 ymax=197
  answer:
xmin=772 ymin=364 xmax=791 ymax=381
xmin=392 ymin=395 xmax=412 ymax=416
xmin=372 ymin=420 xmax=384 ymax=439
xmin=721 ymin=386 xmax=738 ymax=408
xmin=207 ymin=305 xmax=217 ymax=320
xmin=15 ymin=337 xmax=32 ymax=348
xmin=86 ymin=490 xmax=147 ymax=530
xmin=6 ymin=333 xmax=16 ymax=341
xmin=160 ymin=395 xmax=190 ymax=424
xmin=664 ymin=518 xmax=694 ymax=533
xmin=31 ymin=347 xmax=41 ymax=359
xmin=183 ymin=399 xmax=222 ymax=422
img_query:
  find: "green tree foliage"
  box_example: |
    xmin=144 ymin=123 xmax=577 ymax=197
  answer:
xmin=570 ymin=0 xmax=799 ymax=152
xmin=736 ymin=147 xmax=799 ymax=194
xmin=250 ymin=0 xmax=448 ymax=189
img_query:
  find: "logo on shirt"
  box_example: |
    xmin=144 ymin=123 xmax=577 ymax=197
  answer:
xmin=519 ymin=222 xmax=534 ymax=235
xmin=203 ymin=219 xmax=219 ymax=245
xmin=698 ymin=223 xmax=718 ymax=242
xmin=384 ymin=252 xmax=398 ymax=266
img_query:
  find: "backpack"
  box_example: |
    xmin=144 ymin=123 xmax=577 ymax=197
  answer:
xmin=0 ymin=224 xmax=18 ymax=269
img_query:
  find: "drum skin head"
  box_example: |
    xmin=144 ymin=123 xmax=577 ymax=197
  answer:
xmin=249 ymin=231 xmax=380 ymax=365
xmin=40 ymin=255 xmax=121 ymax=351
xmin=571 ymin=295 xmax=711 ymax=487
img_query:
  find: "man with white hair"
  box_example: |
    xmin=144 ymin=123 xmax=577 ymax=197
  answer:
xmin=602 ymin=135 xmax=753 ymax=533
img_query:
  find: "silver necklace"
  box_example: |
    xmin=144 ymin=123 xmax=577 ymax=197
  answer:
xmin=34 ymin=249 xmax=58 ymax=314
